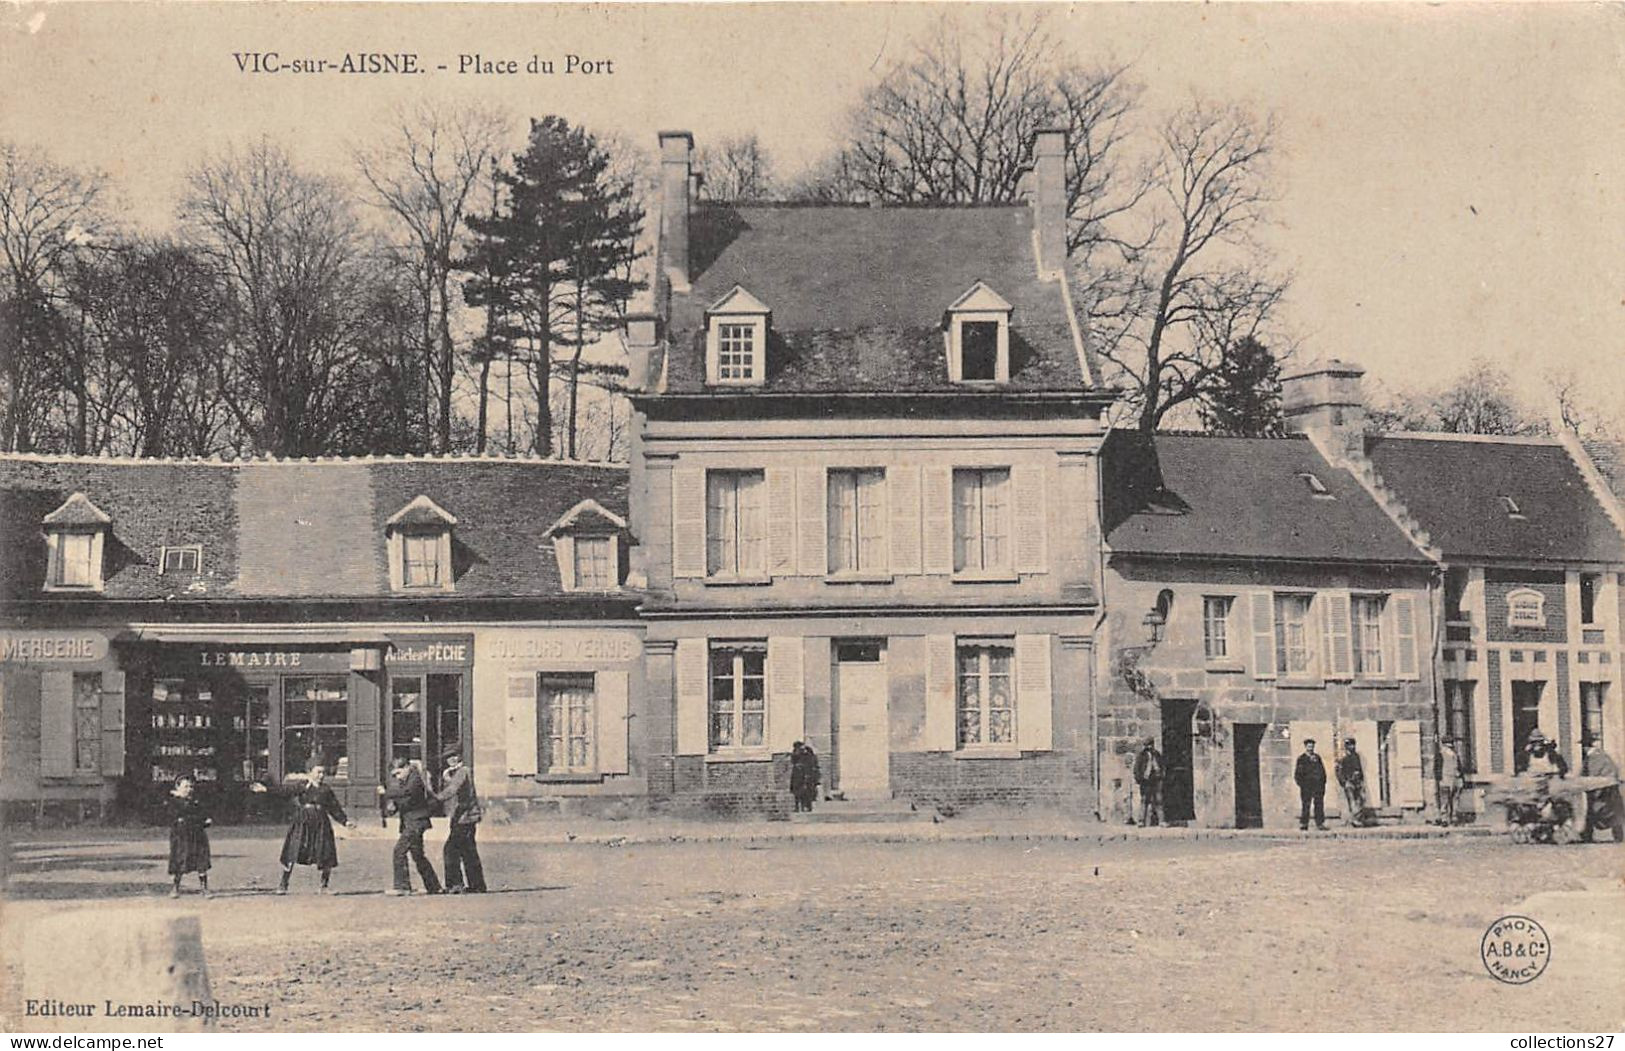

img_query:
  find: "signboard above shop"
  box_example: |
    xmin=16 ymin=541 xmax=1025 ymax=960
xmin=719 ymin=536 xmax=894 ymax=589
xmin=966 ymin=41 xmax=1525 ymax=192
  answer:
xmin=0 ymin=630 xmax=111 ymax=665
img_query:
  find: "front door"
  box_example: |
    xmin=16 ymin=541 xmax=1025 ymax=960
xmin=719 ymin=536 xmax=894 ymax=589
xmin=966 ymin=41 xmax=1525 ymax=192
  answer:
xmin=1512 ymin=681 xmax=1543 ymax=773
xmin=1161 ymin=698 xmax=1197 ymax=823
xmin=1233 ymin=723 xmax=1265 ymax=828
xmin=834 ymin=642 xmax=889 ymax=800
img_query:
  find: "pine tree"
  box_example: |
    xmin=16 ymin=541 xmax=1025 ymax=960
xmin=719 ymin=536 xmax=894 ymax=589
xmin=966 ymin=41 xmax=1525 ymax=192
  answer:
xmin=1199 ymin=336 xmax=1284 ymax=437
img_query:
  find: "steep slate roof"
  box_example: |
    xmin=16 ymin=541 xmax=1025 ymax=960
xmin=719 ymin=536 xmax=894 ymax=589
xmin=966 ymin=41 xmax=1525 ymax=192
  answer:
xmin=1364 ymin=435 xmax=1625 ymax=564
xmin=1583 ymin=439 xmax=1625 ymax=501
xmin=0 ymin=455 xmax=630 ymax=605
xmin=662 ymin=204 xmax=1092 ymax=394
xmin=1102 ymin=431 xmax=1429 ymax=565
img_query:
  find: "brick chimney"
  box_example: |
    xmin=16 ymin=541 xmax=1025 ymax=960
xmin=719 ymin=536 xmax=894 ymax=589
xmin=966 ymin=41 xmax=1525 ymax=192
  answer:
xmin=658 ymin=130 xmax=693 ymax=291
xmin=1031 ymin=128 xmax=1067 ymax=276
xmin=1282 ymin=359 xmax=1368 ymax=462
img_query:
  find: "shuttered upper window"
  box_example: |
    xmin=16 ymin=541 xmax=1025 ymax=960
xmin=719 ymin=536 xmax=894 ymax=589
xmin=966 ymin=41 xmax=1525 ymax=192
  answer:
xmin=952 ymin=468 xmax=1011 ymax=575
xmin=827 ymin=469 xmax=887 ymax=574
xmin=1274 ymin=594 xmax=1316 ymax=677
xmin=1352 ymin=595 xmax=1386 ymax=676
xmin=706 ymin=470 xmax=766 ymax=577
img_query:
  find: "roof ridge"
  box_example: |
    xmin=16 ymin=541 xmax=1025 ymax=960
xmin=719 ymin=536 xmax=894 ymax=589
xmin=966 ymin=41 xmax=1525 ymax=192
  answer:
xmin=1152 ymin=429 xmax=1306 ymax=440
xmin=1302 ymin=431 xmax=1442 ymax=562
xmin=1374 ymin=430 xmax=1560 ymax=447
xmin=1554 ymin=430 xmax=1625 ymax=547
xmin=0 ymin=451 xmax=630 ymax=469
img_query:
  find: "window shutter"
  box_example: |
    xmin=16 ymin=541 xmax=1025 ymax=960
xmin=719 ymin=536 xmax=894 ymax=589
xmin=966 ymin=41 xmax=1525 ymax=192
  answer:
xmin=888 ymin=465 xmax=922 ymax=574
xmin=796 ymin=467 xmax=827 ymax=576
xmin=40 ymin=671 xmax=75 ymax=778
xmin=350 ymin=670 xmax=381 ymax=788
xmin=1013 ymin=465 xmax=1048 ymax=574
xmin=1250 ymin=592 xmax=1277 ymax=680
xmin=1393 ymin=719 xmax=1424 ymax=807
xmin=675 ymin=638 xmax=709 ymax=756
xmin=596 ymin=670 xmax=630 ymax=775
xmin=1323 ymin=592 xmax=1353 ymax=679
xmin=1015 ymin=634 xmax=1053 ymax=751
xmin=1392 ymin=594 xmax=1420 ymax=680
xmin=505 ymin=672 xmax=538 ymax=776
xmin=767 ymin=468 xmax=797 ymax=575
xmin=924 ymin=635 xmax=957 ymax=750
xmin=767 ymin=636 xmax=804 ymax=753
xmin=99 ymin=670 xmax=126 ymax=778
xmin=671 ymin=467 xmax=707 ymax=578
xmin=921 ymin=467 xmax=954 ymax=575
xmin=386 ymin=533 xmax=405 ymax=591
xmin=555 ymin=536 xmax=576 ymax=591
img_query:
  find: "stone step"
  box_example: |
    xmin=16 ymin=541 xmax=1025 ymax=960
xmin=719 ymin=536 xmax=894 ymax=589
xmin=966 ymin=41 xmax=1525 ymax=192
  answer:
xmin=789 ymin=799 xmax=935 ymax=824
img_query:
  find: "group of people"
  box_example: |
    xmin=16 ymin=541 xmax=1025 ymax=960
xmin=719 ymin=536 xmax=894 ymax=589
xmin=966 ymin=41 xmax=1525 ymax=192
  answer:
xmin=1292 ymin=736 xmax=1379 ymax=829
xmin=165 ymin=745 xmax=487 ymax=897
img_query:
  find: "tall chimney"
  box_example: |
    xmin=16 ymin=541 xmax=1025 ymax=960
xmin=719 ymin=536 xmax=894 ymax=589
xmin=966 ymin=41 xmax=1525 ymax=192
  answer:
xmin=658 ymin=130 xmax=693 ymax=291
xmin=1282 ymin=359 xmax=1368 ymax=462
xmin=1031 ymin=128 xmax=1067 ymax=275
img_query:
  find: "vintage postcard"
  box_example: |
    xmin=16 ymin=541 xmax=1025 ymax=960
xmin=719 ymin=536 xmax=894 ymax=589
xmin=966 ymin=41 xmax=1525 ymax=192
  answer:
xmin=1 ymin=1 xmax=1622 ymax=1036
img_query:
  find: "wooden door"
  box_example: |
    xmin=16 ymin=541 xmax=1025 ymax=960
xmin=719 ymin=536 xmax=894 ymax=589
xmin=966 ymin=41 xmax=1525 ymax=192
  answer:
xmin=835 ymin=642 xmax=889 ymax=800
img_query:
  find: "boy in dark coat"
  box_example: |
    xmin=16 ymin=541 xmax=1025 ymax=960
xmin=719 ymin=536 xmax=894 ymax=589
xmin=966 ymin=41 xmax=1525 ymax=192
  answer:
xmin=166 ymin=776 xmax=212 ymax=897
xmin=380 ymin=758 xmax=442 ymax=895
xmin=435 ymin=745 xmax=486 ymax=893
xmin=789 ymin=742 xmax=821 ymax=812
xmin=1294 ymin=739 xmax=1328 ymax=831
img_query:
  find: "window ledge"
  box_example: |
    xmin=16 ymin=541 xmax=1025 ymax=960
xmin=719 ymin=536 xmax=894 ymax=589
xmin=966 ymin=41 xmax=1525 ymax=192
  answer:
xmin=1351 ymin=679 xmax=1401 ymax=690
xmin=703 ymin=574 xmax=772 ymax=587
xmin=42 ymin=585 xmax=104 ymax=594
xmin=954 ymin=747 xmax=1023 ymax=760
xmin=825 ymin=572 xmax=894 ymax=585
xmin=1204 ymin=661 xmax=1246 ymax=674
xmin=952 ymin=571 xmax=1020 ymax=584
xmin=1276 ymin=678 xmax=1325 ymax=690
xmin=532 ymin=772 xmax=604 ymax=784
xmin=705 ymin=749 xmax=774 ymax=764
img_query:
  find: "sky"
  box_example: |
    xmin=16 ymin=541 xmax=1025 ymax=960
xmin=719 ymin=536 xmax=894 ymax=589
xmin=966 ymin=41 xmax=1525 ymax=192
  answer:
xmin=3 ymin=1 xmax=1623 ymax=427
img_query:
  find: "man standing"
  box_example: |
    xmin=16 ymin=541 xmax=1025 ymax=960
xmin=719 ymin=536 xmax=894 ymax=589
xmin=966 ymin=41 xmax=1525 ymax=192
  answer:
xmin=380 ymin=757 xmax=442 ymax=896
xmin=1580 ymin=735 xmax=1624 ymax=844
xmin=436 ymin=746 xmax=487 ymax=893
xmin=1437 ymin=736 xmax=1464 ymax=826
xmin=1294 ymin=738 xmax=1328 ymax=831
xmin=1336 ymin=738 xmax=1369 ymax=827
xmin=1133 ymin=736 xmax=1165 ymax=827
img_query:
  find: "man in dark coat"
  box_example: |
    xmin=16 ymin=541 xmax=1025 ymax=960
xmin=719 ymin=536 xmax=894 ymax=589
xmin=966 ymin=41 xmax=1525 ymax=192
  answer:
xmin=1132 ymin=736 xmax=1164 ymax=827
xmin=380 ymin=758 xmax=442 ymax=895
xmin=789 ymin=741 xmax=821 ymax=813
xmin=1294 ymin=738 xmax=1328 ymax=831
xmin=1336 ymin=738 xmax=1370 ymax=826
xmin=1581 ymin=735 xmax=1624 ymax=843
xmin=435 ymin=745 xmax=487 ymax=892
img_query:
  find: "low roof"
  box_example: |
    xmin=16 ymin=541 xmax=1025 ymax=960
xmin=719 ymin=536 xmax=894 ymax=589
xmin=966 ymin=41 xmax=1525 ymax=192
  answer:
xmin=662 ymin=204 xmax=1095 ymax=394
xmin=1364 ymin=434 xmax=1625 ymax=564
xmin=1102 ymin=431 xmax=1429 ymax=565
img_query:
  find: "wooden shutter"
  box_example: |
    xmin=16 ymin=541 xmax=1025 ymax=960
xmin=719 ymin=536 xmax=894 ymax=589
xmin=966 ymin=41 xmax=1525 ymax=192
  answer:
xmin=766 ymin=468 xmax=797 ymax=575
xmin=1015 ymin=634 xmax=1053 ymax=751
xmin=349 ymin=671 xmax=381 ymax=788
xmin=671 ymin=467 xmax=707 ymax=578
xmin=505 ymin=672 xmax=538 ymax=776
xmin=888 ymin=465 xmax=922 ymax=574
xmin=40 ymin=671 xmax=74 ymax=778
xmin=1250 ymin=592 xmax=1277 ymax=680
xmin=1393 ymin=719 xmax=1424 ymax=807
xmin=596 ymin=670 xmax=630 ymax=775
xmin=767 ymin=636 xmax=805 ymax=753
xmin=99 ymin=670 xmax=126 ymax=778
xmin=1323 ymin=591 xmax=1353 ymax=679
xmin=921 ymin=467 xmax=954 ymax=575
xmin=555 ymin=536 xmax=576 ymax=590
xmin=675 ymin=638 xmax=709 ymax=756
xmin=1351 ymin=720 xmax=1381 ymax=800
xmin=1013 ymin=465 xmax=1048 ymax=574
xmin=924 ymin=635 xmax=958 ymax=750
xmin=796 ymin=467 xmax=827 ymax=576
xmin=1392 ymin=593 xmax=1420 ymax=680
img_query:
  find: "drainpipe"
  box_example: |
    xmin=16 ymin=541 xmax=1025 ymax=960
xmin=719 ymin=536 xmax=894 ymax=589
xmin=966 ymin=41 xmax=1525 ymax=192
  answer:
xmin=1428 ymin=562 xmax=1446 ymax=817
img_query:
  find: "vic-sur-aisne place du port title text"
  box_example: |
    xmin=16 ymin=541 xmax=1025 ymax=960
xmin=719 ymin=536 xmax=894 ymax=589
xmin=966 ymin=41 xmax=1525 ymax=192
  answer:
xmin=233 ymin=52 xmax=615 ymax=75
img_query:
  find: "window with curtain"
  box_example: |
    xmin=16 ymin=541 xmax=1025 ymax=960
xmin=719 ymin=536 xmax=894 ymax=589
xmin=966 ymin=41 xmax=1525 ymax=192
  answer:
xmin=1352 ymin=595 xmax=1387 ymax=676
xmin=1203 ymin=597 xmax=1232 ymax=659
xmin=957 ymin=642 xmax=1015 ymax=747
xmin=1274 ymin=594 xmax=1315 ymax=677
xmin=709 ymin=644 xmax=766 ymax=749
xmin=402 ymin=531 xmax=443 ymax=587
xmin=56 ymin=531 xmax=97 ymax=587
xmin=573 ymin=536 xmax=615 ymax=589
xmin=706 ymin=470 xmax=765 ymax=577
xmin=828 ymin=469 xmax=887 ymax=573
xmin=952 ymin=468 xmax=1011 ymax=574
xmin=541 ymin=673 xmax=596 ymax=774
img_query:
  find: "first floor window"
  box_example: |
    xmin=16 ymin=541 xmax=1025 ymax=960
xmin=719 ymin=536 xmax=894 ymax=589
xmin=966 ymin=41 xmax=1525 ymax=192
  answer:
xmin=283 ymin=675 xmax=349 ymax=779
xmin=1352 ymin=595 xmax=1386 ymax=676
xmin=710 ymin=644 xmax=766 ymax=749
xmin=1275 ymin=594 xmax=1315 ymax=677
xmin=828 ymin=468 xmax=887 ymax=573
xmin=402 ymin=531 xmax=443 ymax=588
xmin=55 ymin=531 xmax=97 ymax=587
xmin=541 ymin=674 xmax=595 ymax=774
xmin=73 ymin=672 xmax=102 ymax=773
xmin=957 ymin=642 xmax=1014 ymax=747
xmin=573 ymin=536 xmax=615 ymax=589
xmin=706 ymin=470 xmax=765 ymax=576
xmin=1581 ymin=682 xmax=1608 ymax=751
xmin=1445 ymin=680 xmax=1476 ymax=773
xmin=952 ymin=468 xmax=1011 ymax=574
xmin=1203 ymin=596 xmax=1232 ymax=660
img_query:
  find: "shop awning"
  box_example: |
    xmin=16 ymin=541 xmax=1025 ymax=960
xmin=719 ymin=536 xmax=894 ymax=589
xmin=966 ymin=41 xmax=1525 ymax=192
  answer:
xmin=127 ymin=625 xmax=393 ymax=645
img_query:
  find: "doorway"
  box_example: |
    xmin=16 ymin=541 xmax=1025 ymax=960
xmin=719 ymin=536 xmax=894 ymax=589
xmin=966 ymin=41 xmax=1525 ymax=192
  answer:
xmin=1232 ymin=723 xmax=1265 ymax=828
xmin=389 ymin=672 xmax=465 ymax=781
xmin=834 ymin=642 xmax=889 ymax=800
xmin=1512 ymin=681 xmax=1544 ymax=773
xmin=1161 ymin=698 xmax=1197 ymax=823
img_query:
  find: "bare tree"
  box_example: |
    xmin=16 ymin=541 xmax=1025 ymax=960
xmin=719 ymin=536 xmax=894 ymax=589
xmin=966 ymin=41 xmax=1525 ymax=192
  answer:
xmin=1548 ymin=368 xmax=1615 ymax=441
xmin=354 ymin=102 xmax=509 ymax=453
xmin=1369 ymin=358 xmax=1548 ymax=436
xmin=698 ymin=134 xmax=776 ymax=201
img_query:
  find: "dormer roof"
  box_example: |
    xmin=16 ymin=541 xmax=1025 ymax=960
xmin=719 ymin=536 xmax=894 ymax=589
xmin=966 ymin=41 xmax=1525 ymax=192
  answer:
xmin=385 ymin=494 xmax=458 ymax=531
xmin=43 ymin=491 xmax=111 ymax=527
xmin=706 ymin=284 xmax=771 ymax=316
xmin=543 ymin=498 xmax=628 ymax=537
xmin=946 ymin=280 xmax=1013 ymax=316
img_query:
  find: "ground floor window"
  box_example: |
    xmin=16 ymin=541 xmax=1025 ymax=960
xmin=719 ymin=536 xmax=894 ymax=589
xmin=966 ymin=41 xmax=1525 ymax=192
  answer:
xmin=282 ymin=675 xmax=349 ymax=779
xmin=957 ymin=641 xmax=1014 ymax=747
xmin=73 ymin=672 xmax=102 ymax=774
xmin=709 ymin=643 xmax=766 ymax=749
xmin=541 ymin=673 xmax=595 ymax=773
xmin=1444 ymin=679 xmax=1476 ymax=773
xmin=391 ymin=673 xmax=463 ymax=769
xmin=1581 ymin=682 xmax=1608 ymax=750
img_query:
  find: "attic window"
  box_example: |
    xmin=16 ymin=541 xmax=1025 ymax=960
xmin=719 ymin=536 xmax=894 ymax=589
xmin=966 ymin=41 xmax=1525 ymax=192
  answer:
xmin=945 ymin=281 xmax=1013 ymax=384
xmin=705 ymin=285 xmax=771 ymax=387
xmin=160 ymin=546 xmax=202 ymax=574
xmin=1298 ymin=472 xmax=1334 ymax=498
xmin=385 ymin=495 xmax=457 ymax=593
xmin=1501 ymin=495 xmax=1525 ymax=520
xmin=42 ymin=492 xmax=111 ymax=592
xmin=544 ymin=498 xmax=628 ymax=592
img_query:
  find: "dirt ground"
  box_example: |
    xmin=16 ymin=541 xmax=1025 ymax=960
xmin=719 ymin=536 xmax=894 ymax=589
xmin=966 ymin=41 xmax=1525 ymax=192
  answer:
xmin=2 ymin=827 xmax=1622 ymax=1032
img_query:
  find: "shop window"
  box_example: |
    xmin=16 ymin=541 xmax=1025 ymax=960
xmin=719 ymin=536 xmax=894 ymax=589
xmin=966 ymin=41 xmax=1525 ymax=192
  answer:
xmin=709 ymin=643 xmax=766 ymax=749
xmin=952 ymin=468 xmax=1011 ymax=575
xmin=282 ymin=675 xmax=349 ymax=779
xmin=828 ymin=468 xmax=887 ymax=574
xmin=540 ymin=673 xmax=595 ymax=774
xmin=1202 ymin=596 xmax=1233 ymax=660
xmin=957 ymin=641 xmax=1015 ymax=748
xmin=1445 ymin=680 xmax=1476 ymax=773
xmin=73 ymin=672 xmax=102 ymax=774
xmin=1581 ymin=682 xmax=1608 ymax=750
xmin=1274 ymin=594 xmax=1316 ymax=677
xmin=391 ymin=673 xmax=462 ymax=768
xmin=706 ymin=470 xmax=766 ymax=578
xmin=1352 ymin=595 xmax=1387 ymax=676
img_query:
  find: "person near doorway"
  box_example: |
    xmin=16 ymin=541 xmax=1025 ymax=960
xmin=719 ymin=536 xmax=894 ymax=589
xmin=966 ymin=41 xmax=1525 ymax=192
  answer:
xmin=380 ymin=757 xmax=442 ymax=896
xmin=435 ymin=745 xmax=487 ymax=893
xmin=253 ymin=763 xmax=355 ymax=894
xmin=1436 ymin=737 xmax=1465 ymax=826
xmin=166 ymin=776 xmax=212 ymax=897
xmin=1580 ymin=735 xmax=1624 ymax=844
xmin=1294 ymin=738 xmax=1328 ymax=831
xmin=1523 ymin=729 xmax=1569 ymax=778
xmin=1336 ymin=738 xmax=1370 ymax=827
xmin=790 ymin=741 xmax=821 ymax=813
xmin=1133 ymin=736 xmax=1165 ymax=827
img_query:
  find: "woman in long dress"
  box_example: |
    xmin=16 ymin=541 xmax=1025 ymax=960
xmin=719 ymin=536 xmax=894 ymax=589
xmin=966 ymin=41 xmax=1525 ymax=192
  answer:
xmin=252 ymin=764 xmax=354 ymax=893
xmin=166 ymin=776 xmax=211 ymax=897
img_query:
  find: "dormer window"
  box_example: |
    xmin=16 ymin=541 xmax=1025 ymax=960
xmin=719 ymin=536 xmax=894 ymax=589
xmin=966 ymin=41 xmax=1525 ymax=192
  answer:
xmin=160 ymin=546 xmax=202 ymax=574
xmin=386 ymin=495 xmax=457 ymax=593
xmin=945 ymin=281 xmax=1013 ymax=384
xmin=545 ymin=498 xmax=628 ymax=592
xmin=43 ymin=492 xmax=110 ymax=592
xmin=705 ymin=285 xmax=770 ymax=386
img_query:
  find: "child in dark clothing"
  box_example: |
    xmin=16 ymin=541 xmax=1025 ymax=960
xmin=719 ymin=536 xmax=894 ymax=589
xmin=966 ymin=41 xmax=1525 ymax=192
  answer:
xmin=166 ymin=776 xmax=212 ymax=897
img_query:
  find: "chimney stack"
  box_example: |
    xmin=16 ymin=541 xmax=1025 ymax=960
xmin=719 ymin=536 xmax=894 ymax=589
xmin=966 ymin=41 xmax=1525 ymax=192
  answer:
xmin=658 ymin=130 xmax=693 ymax=291
xmin=1031 ymin=128 xmax=1067 ymax=275
xmin=1282 ymin=359 xmax=1369 ymax=463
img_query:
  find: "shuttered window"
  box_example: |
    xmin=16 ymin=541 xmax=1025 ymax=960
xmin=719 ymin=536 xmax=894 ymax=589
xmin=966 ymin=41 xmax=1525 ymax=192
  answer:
xmin=952 ymin=468 xmax=1011 ymax=574
xmin=1203 ymin=597 xmax=1233 ymax=660
xmin=710 ymin=643 xmax=767 ymax=749
xmin=1352 ymin=595 xmax=1386 ymax=676
xmin=541 ymin=674 xmax=595 ymax=774
xmin=706 ymin=470 xmax=766 ymax=577
xmin=957 ymin=642 xmax=1015 ymax=747
xmin=828 ymin=469 xmax=887 ymax=573
xmin=1274 ymin=595 xmax=1316 ymax=677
